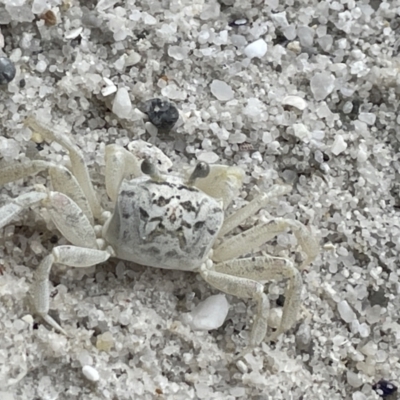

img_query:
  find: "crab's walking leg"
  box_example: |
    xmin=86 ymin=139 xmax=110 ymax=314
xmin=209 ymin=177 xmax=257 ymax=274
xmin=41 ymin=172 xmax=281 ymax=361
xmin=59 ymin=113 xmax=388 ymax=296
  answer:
xmin=42 ymin=190 xmax=98 ymax=248
xmin=24 ymin=117 xmax=103 ymax=219
xmin=200 ymin=255 xmax=301 ymax=357
xmin=1 ymin=161 xmax=95 ymax=224
xmin=0 ymin=192 xmax=47 ymax=229
xmin=104 ymin=144 xmax=141 ymax=203
xmin=213 ymin=218 xmax=319 ymax=270
xmin=218 ymin=185 xmax=292 ymax=237
xmin=0 ymin=160 xmax=49 ymax=186
xmin=33 ymin=245 xmax=111 ymax=334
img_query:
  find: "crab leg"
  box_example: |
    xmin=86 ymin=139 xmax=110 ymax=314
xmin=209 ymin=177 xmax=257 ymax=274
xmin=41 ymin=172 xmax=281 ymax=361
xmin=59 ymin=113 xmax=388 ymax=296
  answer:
xmin=0 ymin=191 xmax=47 ymax=229
xmin=42 ymin=190 xmax=98 ymax=249
xmin=24 ymin=117 xmax=103 ymax=219
xmin=33 ymin=245 xmax=111 ymax=334
xmin=0 ymin=160 xmax=50 ymax=186
xmin=104 ymin=144 xmax=141 ymax=203
xmin=213 ymin=218 xmax=319 ymax=270
xmin=201 ymin=255 xmax=301 ymax=357
xmin=0 ymin=161 xmax=94 ymax=223
xmin=218 ymin=184 xmax=292 ymax=237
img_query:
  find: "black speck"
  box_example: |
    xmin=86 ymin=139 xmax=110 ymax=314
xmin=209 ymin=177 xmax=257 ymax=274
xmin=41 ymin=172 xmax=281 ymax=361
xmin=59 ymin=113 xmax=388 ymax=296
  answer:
xmin=36 ymin=143 xmax=44 ymax=151
xmin=19 ymin=78 xmax=26 ymax=88
xmin=276 ymin=295 xmax=285 ymax=307
xmin=139 ymin=207 xmax=149 ymax=219
xmin=49 ymin=235 xmax=58 ymax=244
xmin=136 ymin=30 xmax=149 ymax=40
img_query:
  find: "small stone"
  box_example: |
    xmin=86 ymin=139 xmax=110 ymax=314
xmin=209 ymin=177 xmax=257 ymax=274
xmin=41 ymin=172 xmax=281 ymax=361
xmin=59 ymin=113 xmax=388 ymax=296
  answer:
xmin=229 ymin=18 xmax=248 ymax=27
xmin=244 ymin=39 xmax=268 ymax=59
xmin=36 ymin=60 xmax=47 ymax=73
xmin=343 ymin=101 xmax=353 ymax=114
xmin=96 ymin=331 xmax=114 ymax=352
xmin=347 ymin=370 xmax=363 ymax=388
xmin=295 ymin=323 xmax=311 ymax=352
xmin=358 ymin=322 xmax=370 ymax=338
xmin=0 ymin=137 xmax=20 ymax=159
xmin=282 ymin=95 xmax=307 ymax=110
xmin=168 ymin=45 xmax=189 ymax=61
xmin=145 ymin=121 xmax=158 ymax=135
xmin=293 ymin=123 xmax=311 ymax=142
xmin=318 ymin=35 xmax=333 ymax=52
xmin=210 ymin=80 xmax=234 ymax=101
xmin=270 ymin=12 xmax=288 ymax=28
xmin=310 ymin=72 xmax=335 ymax=101
xmin=365 ymin=305 xmax=381 ymax=324
xmin=236 ymin=360 xmax=248 ymax=373
xmin=197 ymin=151 xmax=219 ymax=164
xmin=65 ymin=27 xmax=83 ymax=40
xmin=243 ymin=97 xmax=265 ymax=118
xmin=267 ymin=308 xmax=282 ymax=329
xmin=337 ymin=300 xmax=356 ymax=323
xmin=101 ymin=77 xmax=117 ymax=97
xmin=331 ymin=134 xmax=347 ymax=155
xmin=112 ymin=87 xmax=132 ymax=119
xmin=297 ymin=26 xmax=315 ymax=47
xmin=161 ymin=84 xmax=187 ymax=100
xmin=138 ymin=98 xmax=179 ymax=132
xmin=262 ymin=131 xmax=272 ymax=144
xmin=40 ymin=9 xmax=57 ymax=26
xmin=0 ymin=392 xmax=14 ymax=400
xmin=125 ymin=51 xmax=141 ymax=66
xmin=358 ymin=112 xmax=376 ymax=125
xmin=0 ymin=57 xmax=16 ymax=84
xmin=352 ymin=392 xmax=367 ymax=400
xmin=200 ymin=1 xmax=220 ymax=20
xmin=184 ymin=294 xmax=229 ymax=331
xmin=82 ymin=365 xmax=100 ymax=382
xmin=143 ymin=12 xmax=156 ymax=25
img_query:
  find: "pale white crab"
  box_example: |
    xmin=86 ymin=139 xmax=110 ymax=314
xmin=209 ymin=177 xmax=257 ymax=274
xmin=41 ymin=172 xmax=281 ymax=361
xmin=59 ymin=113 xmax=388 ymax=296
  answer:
xmin=0 ymin=117 xmax=318 ymax=356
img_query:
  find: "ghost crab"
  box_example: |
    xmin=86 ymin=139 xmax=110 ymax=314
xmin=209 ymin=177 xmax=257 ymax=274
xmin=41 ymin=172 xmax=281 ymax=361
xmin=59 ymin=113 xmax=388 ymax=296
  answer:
xmin=0 ymin=117 xmax=318 ymax=356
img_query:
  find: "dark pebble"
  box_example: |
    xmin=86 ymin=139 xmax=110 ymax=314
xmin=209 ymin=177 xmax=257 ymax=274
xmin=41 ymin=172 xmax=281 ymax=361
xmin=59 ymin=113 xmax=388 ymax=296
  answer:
xmin=372 ymin=379 xmax=398 ymax=398
xmin=0 ymin=57 xmax=16 ymax=84
xmin=139 ymin=98 xmax=179 ymax=132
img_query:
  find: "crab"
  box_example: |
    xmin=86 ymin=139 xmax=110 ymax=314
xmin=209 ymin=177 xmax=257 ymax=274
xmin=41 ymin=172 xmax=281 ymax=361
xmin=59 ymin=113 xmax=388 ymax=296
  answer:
xmin=0 ymin=117 xmax=318 ymax=356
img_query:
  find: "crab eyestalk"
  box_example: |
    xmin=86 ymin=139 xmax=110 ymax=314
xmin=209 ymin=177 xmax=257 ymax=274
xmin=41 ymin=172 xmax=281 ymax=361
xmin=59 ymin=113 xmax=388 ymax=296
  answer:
xmin=187 ymin=161 xmax=210 ymax=186
xmin=141 ymin=159 xmax=164 ymax=182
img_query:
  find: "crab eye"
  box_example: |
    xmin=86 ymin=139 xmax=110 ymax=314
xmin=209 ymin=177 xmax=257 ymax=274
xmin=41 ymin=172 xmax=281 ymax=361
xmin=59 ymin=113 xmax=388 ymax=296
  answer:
xmin=141 ymin=159 xmax=156 ymax=176
xmin=192 ymin=162 xmax=210 ymax=179
xmin=187 ymin=162 xmax=210 ymax=186
xmin=141 ymin=159 xmax=163 ymax=181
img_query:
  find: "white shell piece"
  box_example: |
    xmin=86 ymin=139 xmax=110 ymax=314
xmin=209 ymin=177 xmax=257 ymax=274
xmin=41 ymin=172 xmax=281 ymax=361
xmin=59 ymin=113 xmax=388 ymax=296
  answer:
xmin=282 ymin=95 xmax=308 ymax=110
xmin=101 ymin=77 xmax=117 ymax=96
xmin=82 ymin=365 xmax=100 ymax=382
xmin=184 ymin=294 xmax=229 ymax=330
xmin=65 ymin=27 xmax=83 ymax=40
